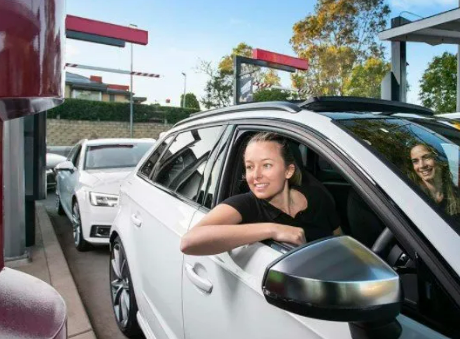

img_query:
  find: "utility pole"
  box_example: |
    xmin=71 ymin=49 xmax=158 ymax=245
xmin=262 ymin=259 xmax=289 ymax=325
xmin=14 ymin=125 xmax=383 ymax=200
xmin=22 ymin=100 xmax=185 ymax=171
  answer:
xmin=182 ymin=72 xmax=187 ymax=108
xmin=129 ymin=24 xmax=138 ymax=137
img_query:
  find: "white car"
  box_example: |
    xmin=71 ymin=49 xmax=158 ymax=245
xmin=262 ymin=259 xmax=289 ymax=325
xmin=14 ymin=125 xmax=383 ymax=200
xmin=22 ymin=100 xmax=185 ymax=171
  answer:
xmin=109 ymin=98 xmax=460 ymax=339
xmin=55 ymin=138 xmax=155 ymax=251
xmin=46 ymin=153 xmax=67 ymax=190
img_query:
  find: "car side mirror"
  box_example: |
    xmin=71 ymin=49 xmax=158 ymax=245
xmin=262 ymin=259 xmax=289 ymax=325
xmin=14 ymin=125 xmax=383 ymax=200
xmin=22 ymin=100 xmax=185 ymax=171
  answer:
xmin=262 ymin=236 xmax=403 ymax=339
xmin=55 ymin=160 xmax=75 ymax=173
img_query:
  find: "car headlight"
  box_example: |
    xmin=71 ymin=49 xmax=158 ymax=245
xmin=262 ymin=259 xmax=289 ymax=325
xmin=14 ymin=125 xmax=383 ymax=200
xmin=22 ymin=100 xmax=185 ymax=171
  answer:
xmin=89 ymin=192 xmax=119 ymax=207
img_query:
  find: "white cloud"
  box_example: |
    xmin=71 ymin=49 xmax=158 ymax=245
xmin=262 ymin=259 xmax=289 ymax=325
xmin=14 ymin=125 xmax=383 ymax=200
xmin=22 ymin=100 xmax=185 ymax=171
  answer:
xmin=390 ymin=0 xmax=457 ymax=10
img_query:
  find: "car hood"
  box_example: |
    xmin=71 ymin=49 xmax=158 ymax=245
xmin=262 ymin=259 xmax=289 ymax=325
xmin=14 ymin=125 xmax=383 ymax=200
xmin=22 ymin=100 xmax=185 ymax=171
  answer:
xmin=82 ymin=168 xmax=134 ymax=193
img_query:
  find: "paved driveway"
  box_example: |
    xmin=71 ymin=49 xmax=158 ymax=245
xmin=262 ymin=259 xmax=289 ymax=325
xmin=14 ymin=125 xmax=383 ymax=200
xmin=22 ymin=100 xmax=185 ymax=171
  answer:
xmin=44 ymin=192 xmax=144 ymax=339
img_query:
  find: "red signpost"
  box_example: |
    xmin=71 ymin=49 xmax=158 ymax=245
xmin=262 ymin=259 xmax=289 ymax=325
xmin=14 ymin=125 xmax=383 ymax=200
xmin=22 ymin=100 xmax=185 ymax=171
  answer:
xmin=252 ymin=48 xmax=309 ymax=71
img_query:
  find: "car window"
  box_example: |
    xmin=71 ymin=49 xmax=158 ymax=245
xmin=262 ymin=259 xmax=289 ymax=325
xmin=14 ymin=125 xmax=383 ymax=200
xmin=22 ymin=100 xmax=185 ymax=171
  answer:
xmin=138 ymin=136 xmax=173 ymax=178
xmin=154 ymin=126 xmax=223 ymax=200
xmin=338 ymin=117 xmax=460 ymax=236
xmin=66 ymin=143 xmax=80 ymax=162
xmin=73 ymin=148 xmax=81 ymax=167
xmin=84 ymin=142 xmax=154 ymax=170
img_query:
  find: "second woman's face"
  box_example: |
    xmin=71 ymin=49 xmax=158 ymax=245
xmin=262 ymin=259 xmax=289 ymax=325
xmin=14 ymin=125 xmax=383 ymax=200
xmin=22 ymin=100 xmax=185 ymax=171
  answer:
xmin=410 ymin=145 xmax=438 ymax=183
xmin=244 ymin=141 xmax=294 ymax=200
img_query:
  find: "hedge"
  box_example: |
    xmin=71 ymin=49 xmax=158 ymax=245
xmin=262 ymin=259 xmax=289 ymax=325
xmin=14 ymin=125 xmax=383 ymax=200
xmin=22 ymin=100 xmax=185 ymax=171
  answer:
xmin=48 ymin=98 xmax=199 ymax=124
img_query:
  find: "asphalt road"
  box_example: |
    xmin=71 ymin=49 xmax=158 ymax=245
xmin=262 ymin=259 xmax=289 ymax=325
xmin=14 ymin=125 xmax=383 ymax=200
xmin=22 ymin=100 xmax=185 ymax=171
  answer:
xmin=44 ymin=192 xmax=143 ymax=339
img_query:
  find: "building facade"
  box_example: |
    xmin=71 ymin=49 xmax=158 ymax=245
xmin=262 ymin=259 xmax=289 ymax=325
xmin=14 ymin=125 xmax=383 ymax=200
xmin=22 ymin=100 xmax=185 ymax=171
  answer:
xmin=65 ymin=72 xmax=146 ymax=103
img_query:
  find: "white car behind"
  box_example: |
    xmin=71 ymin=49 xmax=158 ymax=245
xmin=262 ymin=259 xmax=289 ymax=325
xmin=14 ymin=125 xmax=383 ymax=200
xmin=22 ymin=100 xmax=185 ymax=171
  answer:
xmin=55 ymin=138 xmax=155 ymax=251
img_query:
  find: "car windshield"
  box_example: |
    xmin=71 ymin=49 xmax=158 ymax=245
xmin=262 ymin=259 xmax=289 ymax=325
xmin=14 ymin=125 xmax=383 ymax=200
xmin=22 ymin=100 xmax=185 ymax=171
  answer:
xmin=84 ymin=142 xmax=153 ymax=170
xmin=337 ymin=117 xmax=460 ymax=235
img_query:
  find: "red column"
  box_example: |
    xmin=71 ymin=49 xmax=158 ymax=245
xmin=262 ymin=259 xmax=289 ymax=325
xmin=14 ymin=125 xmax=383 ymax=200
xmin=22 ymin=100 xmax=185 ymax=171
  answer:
xmin=0 ymin=120 xmax=3 ymax=270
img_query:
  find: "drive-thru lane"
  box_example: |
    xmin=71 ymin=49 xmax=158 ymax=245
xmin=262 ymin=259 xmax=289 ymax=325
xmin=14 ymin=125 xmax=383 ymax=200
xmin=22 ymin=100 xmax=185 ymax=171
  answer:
xmin=44 ymin=192 xmax=143 ymax=339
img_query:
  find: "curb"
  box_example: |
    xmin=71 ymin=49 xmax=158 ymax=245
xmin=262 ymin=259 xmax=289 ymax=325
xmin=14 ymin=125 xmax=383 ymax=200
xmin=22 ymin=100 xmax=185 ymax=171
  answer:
xmin=36 ymin=202 xmax=97 ymax=339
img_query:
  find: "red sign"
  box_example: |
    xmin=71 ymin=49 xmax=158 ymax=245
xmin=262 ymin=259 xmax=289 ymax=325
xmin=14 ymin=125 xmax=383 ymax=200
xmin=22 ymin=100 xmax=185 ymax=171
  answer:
xmin=66 ymin=15 xmax=148 ymax=45
xmin=252 ymin=49 xmax=308 ymax=71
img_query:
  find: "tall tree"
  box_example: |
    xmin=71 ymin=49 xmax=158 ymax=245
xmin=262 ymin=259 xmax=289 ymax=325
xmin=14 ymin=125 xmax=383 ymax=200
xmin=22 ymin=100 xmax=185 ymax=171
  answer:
xmin=419 ymin=52 xmax=457 ymax=113
xmin=180 ymin=93 xmax=201 ymax=110
xmin=198 ymin=60 xmax=233 ymax=109
xmin=344 ymin=57 xmax=390 ymax=98
xmin=290 ymin=0 xmax=390 ymax=96
xmin=218 ymin=42 xmax=253 ymax=75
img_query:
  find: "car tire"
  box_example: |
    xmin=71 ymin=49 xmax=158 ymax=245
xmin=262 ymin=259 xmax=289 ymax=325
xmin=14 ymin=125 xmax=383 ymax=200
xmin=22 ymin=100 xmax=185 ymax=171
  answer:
xmin=110 ymin=236 xmax=141 ymax=337
xmin=56 ymin=193 xmax=65 ymax=215
xmin=71 ymin=201 xmax=91 ymax=252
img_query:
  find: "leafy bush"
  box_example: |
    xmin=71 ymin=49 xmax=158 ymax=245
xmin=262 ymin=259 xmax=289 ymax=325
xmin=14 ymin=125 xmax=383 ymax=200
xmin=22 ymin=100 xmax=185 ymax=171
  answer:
xmin=48 ymin=99 xmax=199 ymax=124
xmin=253 ymin=88 xmax=290 ymax=102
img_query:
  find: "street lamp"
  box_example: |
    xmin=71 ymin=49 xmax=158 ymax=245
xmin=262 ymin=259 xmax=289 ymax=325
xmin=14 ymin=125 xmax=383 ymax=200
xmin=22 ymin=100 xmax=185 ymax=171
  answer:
xmin=129 ymin=24 xmax=138 ymax=138
xmin=181 ymin=72 xmax=187 ymax=108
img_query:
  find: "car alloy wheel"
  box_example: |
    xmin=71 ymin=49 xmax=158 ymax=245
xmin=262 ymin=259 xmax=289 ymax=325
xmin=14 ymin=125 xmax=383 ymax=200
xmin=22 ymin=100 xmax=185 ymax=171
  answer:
xmin=110 ymin=236 xmax=141 ymax=337
xmin=71 ymin=202 xmax=90 ymax=251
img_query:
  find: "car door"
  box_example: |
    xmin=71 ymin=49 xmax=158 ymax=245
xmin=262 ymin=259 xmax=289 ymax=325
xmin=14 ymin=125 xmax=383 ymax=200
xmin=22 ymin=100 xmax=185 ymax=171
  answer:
xmin=182 ymin=122 xmax=456 ymax=339
xmin=58 ymin=142 xmax=82 ymax=215
xmin=182 ymin=124 xmax=345 ymax=339
xmin=126 ymin=125 xmax=224 ymax=339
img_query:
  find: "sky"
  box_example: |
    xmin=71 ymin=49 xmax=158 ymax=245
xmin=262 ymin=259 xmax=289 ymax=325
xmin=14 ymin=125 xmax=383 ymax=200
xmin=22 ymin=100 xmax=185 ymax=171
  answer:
xmin=66 ymin=0 xmax=460 ymax=107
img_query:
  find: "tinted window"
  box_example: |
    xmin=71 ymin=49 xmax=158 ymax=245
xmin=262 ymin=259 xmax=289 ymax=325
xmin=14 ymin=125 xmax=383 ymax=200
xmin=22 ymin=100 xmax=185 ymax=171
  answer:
xmin=338 ymin=117 xmax=460 ymax=235
xmin=84 ymin=142 xmax=154 ymax=170
xmin=139 ymin=136 xmax=173 ymax=178
xmin=154 ymin=126 xmax=222 ymax=200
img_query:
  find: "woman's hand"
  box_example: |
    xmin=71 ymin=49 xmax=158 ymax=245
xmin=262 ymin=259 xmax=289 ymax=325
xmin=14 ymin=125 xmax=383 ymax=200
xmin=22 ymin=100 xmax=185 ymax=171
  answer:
xmin=271 ymin=223 xmax=306 ymax=246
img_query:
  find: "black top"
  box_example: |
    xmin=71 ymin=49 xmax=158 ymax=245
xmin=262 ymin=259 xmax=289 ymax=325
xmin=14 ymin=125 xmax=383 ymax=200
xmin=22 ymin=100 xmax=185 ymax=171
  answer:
xmin=222 ymin=184 xmax=340 ymax=242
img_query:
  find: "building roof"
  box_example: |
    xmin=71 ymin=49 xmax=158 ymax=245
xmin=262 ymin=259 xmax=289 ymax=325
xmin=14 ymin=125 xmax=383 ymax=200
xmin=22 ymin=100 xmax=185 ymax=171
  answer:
xmin=379 ymin=8 xmax=460 ymax=46
xmin=66 ymin=72 xmax=131 ymax=94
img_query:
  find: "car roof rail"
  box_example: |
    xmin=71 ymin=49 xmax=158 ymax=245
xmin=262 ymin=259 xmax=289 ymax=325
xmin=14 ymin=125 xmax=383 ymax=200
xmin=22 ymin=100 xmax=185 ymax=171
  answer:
xmin=174 ymin=101 xmax=302 ymax=127
xmin=300 ymin=96 xmax=434 ymax=116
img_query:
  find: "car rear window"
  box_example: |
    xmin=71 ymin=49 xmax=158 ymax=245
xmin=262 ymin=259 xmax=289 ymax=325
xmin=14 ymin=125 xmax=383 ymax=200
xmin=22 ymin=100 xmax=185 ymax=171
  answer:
xmin=84 ymin=142 xmax=154 ymax=170
xmin=337 ymin=117 xmax=460 ymax=235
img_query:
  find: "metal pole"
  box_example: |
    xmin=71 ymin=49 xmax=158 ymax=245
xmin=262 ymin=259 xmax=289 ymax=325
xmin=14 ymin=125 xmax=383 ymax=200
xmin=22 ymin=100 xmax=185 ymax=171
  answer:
xmin=4 ymin=118 xmax=26 ymax=259
xmin=182 ymin=72 xmax=187 ymax=108
xmin=129 ymin=23 xmax=137 ymax=138
xmin=457 ymin=1 xmax=460 ymax=111
xmin=130 ymin=42 xmax=134 ymax=137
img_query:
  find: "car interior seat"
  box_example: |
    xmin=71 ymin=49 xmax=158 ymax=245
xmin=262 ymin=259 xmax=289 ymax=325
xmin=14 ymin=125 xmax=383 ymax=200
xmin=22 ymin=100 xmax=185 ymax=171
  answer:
xmin=347 ymin=189 xmax=385 ymax=248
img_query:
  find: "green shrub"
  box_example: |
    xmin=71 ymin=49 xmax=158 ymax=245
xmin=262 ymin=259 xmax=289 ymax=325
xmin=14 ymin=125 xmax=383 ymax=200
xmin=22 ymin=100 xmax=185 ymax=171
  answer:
xmin=48 ymin=99 xmax=199 ymax=124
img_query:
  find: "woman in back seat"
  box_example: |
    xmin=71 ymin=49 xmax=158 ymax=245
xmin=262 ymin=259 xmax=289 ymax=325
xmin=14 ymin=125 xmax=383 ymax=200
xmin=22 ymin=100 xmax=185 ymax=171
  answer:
xmin=180 ymin=132 xmax=342 ymax=256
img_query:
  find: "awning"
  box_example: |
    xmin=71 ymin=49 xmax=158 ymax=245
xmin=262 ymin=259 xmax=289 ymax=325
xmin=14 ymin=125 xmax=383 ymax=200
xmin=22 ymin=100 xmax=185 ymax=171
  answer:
xmin=378 ymin=8 xmax=460 ymax=46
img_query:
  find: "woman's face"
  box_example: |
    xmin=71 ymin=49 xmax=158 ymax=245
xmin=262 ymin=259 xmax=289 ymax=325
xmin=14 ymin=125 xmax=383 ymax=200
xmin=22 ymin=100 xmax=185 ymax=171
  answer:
xmin=244 ymin=141 xmax=294 ymax=199
xmin=410 ymin=145 xmax=438 ymax=183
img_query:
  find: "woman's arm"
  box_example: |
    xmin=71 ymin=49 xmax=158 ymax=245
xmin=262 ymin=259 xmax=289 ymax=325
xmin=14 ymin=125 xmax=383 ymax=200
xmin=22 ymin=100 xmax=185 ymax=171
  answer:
xmin=180 ymin=204 xmax=306 ymax=256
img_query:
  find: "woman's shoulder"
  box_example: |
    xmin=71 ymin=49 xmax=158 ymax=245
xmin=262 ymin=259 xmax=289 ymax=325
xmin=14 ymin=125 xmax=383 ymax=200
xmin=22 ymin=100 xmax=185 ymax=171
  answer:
xmin=221 ymin=192 xmax=257 ymax=206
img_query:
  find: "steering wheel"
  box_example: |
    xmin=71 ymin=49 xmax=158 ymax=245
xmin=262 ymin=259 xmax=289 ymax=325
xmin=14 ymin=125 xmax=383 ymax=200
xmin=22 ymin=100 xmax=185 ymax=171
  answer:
xmin=371 ymin=227 xmax=395 ymax=257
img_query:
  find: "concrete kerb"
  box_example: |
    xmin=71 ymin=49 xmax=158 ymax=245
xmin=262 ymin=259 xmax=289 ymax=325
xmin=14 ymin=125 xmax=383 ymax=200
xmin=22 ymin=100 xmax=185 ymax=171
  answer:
xmin=35 ymin=201 xmax=96 ymax=339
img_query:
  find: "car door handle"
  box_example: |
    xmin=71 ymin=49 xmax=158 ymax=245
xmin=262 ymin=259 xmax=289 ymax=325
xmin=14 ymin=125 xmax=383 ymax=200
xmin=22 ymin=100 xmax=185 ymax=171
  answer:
xmin=130 ymin=214 xmax=142 ymax=227
xmin=184 ymin=263 xmax=213 ymax=293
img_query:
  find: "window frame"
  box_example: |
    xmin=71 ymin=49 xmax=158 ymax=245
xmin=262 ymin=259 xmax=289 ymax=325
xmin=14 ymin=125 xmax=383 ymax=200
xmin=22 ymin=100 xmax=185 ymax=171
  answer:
xmin=212 ymin=118 xmax=460 ymax=324
xmin=137 ymin=135 xmax=175 ymax=181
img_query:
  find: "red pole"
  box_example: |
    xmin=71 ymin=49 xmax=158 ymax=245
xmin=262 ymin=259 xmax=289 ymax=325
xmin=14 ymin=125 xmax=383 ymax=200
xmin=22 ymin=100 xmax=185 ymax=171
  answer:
xmin=0 ymin=120 xmax=3 ymax=270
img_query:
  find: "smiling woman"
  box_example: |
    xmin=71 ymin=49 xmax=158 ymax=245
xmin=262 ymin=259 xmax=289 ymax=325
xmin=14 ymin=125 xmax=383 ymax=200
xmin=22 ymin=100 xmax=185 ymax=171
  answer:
xmin=409 ymin=143 xmax=460 ymax=217
xmin=180 ymin=132 xmax=342 ymax=256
